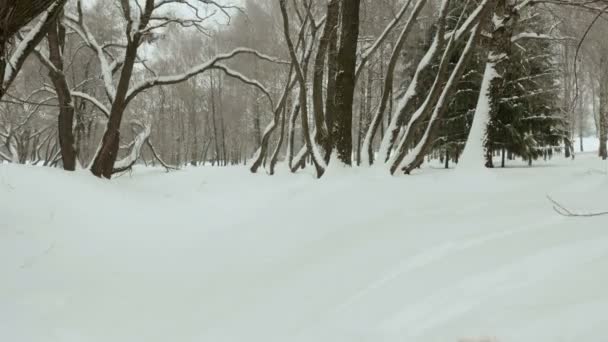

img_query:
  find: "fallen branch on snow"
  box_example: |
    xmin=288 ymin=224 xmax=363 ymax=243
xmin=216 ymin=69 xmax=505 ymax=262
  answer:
xmin=547 ymin=196 xmax=608 ymax=217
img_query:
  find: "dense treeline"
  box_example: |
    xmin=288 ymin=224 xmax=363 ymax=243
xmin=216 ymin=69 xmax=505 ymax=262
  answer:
xmin=1 ymin=0 xmax=607 ymax=178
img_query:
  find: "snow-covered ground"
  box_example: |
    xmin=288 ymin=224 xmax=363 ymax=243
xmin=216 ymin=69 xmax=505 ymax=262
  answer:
xmin=2 ymin=151 xmax=608 ymax=342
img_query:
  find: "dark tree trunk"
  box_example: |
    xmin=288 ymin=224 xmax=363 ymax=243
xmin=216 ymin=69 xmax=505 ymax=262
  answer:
xmin=47 ymin=13 xmax=76 ymax=171
xmin=218 ymin=73 xmax=227 ymax=166
xmin=599 ymin=58 xmax=608 ymax=160
xmin=312 ymin=0 xmax=339 ymax=154
xmin=323 ymin=20 xmax=339 ymax=163
xmin=90 ymin=42 xmax=138 ymax=178
xmin=209 ymin=71 xmax=221 ymax=166
xmin=356 ymin=68 xmax=366 ymax=166
xmin=269 ymin=102 xmax=291 ymax=175
xmin=90 ymin=0 xmax=155 ymax=178
xmin=331 ymin=0 xmax=361 ymax=165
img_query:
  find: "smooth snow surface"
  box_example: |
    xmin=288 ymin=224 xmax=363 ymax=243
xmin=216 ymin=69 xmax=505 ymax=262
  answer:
xmin=2 ymin=154 xmax=608 ymax=342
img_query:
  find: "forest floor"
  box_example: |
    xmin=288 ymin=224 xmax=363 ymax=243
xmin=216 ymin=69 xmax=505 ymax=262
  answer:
xmin=2 ymin=147 xmax=608 ymax=342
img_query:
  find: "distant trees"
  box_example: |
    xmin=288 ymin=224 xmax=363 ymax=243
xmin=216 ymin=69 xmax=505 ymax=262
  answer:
xmin=1 ymin=0 xmax=605 ymax=177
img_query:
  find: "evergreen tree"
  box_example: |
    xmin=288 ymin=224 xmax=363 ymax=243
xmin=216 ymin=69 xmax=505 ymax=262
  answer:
xmin=484 ymin=11 xmax=566 ymax=167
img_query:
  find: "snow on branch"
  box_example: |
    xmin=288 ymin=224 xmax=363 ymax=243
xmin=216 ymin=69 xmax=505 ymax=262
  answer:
xmin=511 ymin=32 xmax=575 ymax=42
xmin=2 ymin=2 xmax=61 ymax=90
xmin=154 ymin=0 xmax=243 ymax=20
xmin=113 ymin=121 xmax=152 ymax=173
xmin=547 ymin=196 xmax=608 ymax=217
xmin=146 ymin=138 xmax=178 ymax=171
xmin=71 ymin=91 xmax=110 ymax=118
xmin=444 ymin=1 xmax=488 ymax=42
xmin=526 ymin=0 xmax=608 ymax=13
xmin=210 ymin=63 xmax=274 ymax=110
xmin=64 ymin=3 xmax=118 ymax=102
xmin=125 ymin=48 xmax=287 ymax=105
xmin=355 ymin=0 xmax=414 ymax=79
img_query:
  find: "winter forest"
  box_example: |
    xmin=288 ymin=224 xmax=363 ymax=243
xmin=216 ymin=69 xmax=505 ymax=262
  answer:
xmin=2 ymin=0 xmax=608 ymax=341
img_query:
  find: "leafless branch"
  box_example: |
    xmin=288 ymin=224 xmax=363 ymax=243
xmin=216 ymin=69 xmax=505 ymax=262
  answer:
xmin=547 ymin=195 xmax=608 ymax=217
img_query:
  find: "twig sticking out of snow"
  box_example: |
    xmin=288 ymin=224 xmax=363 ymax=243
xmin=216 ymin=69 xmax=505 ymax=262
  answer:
xmin=547 ymin=196 xmax=608 ymax=217
xmin=458 ymin=337 xmax=499 ymax=342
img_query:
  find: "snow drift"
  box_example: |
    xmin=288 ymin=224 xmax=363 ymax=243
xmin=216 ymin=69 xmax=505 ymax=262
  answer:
xmin=1 ymin=154 xmax=608 ymax=342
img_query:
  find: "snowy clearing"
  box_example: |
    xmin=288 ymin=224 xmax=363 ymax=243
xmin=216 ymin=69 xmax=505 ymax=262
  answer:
xmin=2 ymin=153 xmax=608 ymax=342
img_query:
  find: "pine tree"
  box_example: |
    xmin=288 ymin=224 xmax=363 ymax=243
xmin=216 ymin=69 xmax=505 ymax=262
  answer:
xmin=484 ymin=11 xmax=566 ymax=167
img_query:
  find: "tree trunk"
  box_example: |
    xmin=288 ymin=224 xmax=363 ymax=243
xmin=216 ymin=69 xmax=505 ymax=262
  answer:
xmin=460 ymin=0 xmax=515 ymax=171
xmin=578 ymin=89 xmax=584 ymax=152
xmin=279 ymin=0 xmax=325 ymax=177
xmin=90 ymin=28 xmax=143 ymax=178
xmin=209 ymin=71 xmax=221 ymax=166
xmin=356 ymin=68 xmax=366 ymax=165
xmin=331 ymin=0 xmax=361 ymax=165
xmin=361 ymin=0 xmax=425 ymax=165
xmin=312 ymin=0 xmax=339 ymax=154
xmin=324 ymin=19 xmax=339 ymax=163
xmin=90 ymin=0 xmax=156 ymax=178
xmin=47 ymin=13 xmax=76 ymax=171
xmin=218 ymin=73 xmax=227 ymax=166
xmin=269 ymin=102 xmax=290 ymax=175
xmin=397 ymin=2 xmax=492 ymax=174
xmin=599 ymin=61 xmax=608 ymax=160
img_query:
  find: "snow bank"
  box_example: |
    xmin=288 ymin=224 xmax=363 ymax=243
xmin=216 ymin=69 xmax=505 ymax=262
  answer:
xmin=1 ymin=155 xmax=608 ymax=342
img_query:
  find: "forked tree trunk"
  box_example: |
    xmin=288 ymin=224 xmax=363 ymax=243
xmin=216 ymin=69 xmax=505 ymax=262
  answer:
xmin=90 ymin=0 xmax=156 ymax=178
xmin=279 ymin=0 xmax=325 ymax=177
xmin=90 ymin=42 xmax=139 ymax=178
xmin=250 ymin=67 xmax=294 ymax=174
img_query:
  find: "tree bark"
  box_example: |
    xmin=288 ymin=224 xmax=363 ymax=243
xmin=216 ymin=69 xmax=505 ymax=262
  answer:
xmin=279 ymin=0 xmax=325 ymax=177
xmin=599 ymin=58 xmax=608 ymax=159
xmin=331 ymin=0 xmax=361 ymax=165
xmin=397 ymin=4 xmax=491 ymax=174
xmin=47 ymin=12 xmax=76 ymax=171
xmin=312 ymin=0 xmax=339 ymax=153
xmin=90 ymin=0 xmax=155 ymax=178
xmin=361 ymin=0 xmax=425 ymax=165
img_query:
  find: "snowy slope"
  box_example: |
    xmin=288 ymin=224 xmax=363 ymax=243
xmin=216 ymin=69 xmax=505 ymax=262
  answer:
xmin=1 ymin=154 xmax=608 ymax=342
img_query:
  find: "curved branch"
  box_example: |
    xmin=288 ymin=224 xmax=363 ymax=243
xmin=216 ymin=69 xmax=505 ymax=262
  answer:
xmin=124 ymin=47 xmax=287 ymax=106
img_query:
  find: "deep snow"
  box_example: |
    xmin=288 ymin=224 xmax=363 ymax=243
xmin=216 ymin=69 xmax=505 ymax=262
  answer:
xmin=1 ymin=150 xmax=608 ymax=342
